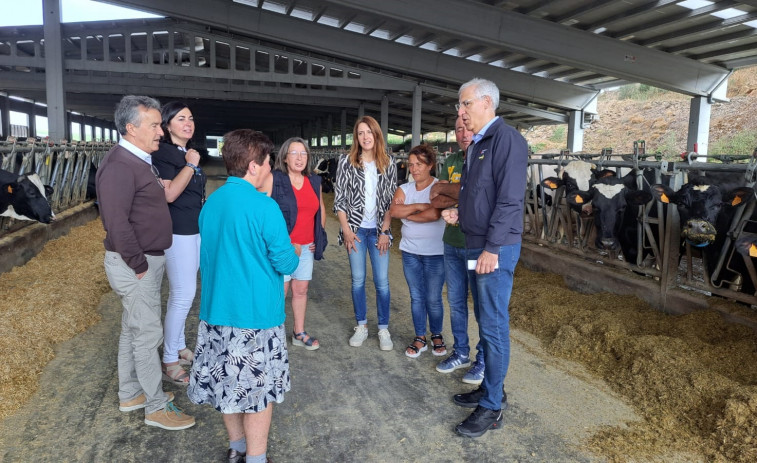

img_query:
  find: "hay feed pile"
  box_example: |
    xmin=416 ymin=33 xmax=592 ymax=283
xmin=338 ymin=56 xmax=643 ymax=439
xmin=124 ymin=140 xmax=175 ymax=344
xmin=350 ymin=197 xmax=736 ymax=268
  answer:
xmin=510 ymin=266 xmax=757 ymax=462
xmin=0 ymin=219 xmax=109 ymax=420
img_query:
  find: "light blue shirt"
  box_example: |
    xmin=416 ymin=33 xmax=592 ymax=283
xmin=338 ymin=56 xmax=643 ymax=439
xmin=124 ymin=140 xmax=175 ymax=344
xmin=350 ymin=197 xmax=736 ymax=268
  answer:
xmin=468 ymin=115 xmax=499 ymax=171
xmin=471 ymin=116 xmax=499 ymax=145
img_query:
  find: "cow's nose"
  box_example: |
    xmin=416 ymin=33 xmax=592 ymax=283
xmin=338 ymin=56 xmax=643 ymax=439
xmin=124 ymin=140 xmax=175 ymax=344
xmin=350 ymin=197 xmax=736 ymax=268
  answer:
xmin=683 ymin=219 xmax=716 ymax=245
xmin=601 ymin=238 xmax=619 ymax=250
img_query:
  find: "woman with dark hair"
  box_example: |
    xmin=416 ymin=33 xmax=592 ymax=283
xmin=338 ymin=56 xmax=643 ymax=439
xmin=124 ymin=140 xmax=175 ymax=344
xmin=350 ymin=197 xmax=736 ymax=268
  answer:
xmin=262 ymin=137 xmax=327 ymax=350
xmin=389 ymin=144 xmax=446 ymax=358
xmin=188 ymin=129 xmax=300 ymax=463
xmin=334 ymin=115 xmax=397 ymax=350
xmin=151 ymin=101 xmax=206 ymax=385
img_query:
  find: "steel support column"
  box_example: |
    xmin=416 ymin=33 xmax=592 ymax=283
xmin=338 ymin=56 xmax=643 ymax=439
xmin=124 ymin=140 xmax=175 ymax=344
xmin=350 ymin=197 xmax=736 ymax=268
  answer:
xmin=327 ymin=114 xmax=333 ymax=147
xmin=412 ymin=85 xmax=422 ymax=147
xmin=42 ymin=0 xmax=67 ymax=141
xmin=687 ymin=96 xmax=711 ymax=155
xmin=0 ymin=95 xmax=10 ymax=138
xmin=341 ymin=109 xmax=347 ymax=150
xmin=567 ymin=110 xmax=584 ymax=153
xmin=380 ymin=95 xmax=388 ymax=141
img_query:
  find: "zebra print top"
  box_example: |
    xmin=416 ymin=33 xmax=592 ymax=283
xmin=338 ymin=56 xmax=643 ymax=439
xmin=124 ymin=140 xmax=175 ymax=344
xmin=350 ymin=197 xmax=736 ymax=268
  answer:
xmin=333 ymin=153 xmax=398 ymax=246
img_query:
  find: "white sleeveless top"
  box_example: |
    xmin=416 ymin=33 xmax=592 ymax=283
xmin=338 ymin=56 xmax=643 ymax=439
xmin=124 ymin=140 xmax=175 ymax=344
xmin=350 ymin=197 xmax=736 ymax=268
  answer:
xmin=399 ymin=178 xmax=445 ymax=256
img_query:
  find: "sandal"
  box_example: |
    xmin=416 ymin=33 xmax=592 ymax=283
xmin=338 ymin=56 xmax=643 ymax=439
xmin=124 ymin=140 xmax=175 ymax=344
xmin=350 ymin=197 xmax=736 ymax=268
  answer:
xmin=292 ymin=331 xmax=320 ymax=351
xmin=405 ymin=336 xmax=428 ymax=359
xmin=178 ymin=348 xmax=194 ymax=366
xmin=162 ymin=363 xmax=190 ymax=386
xmin=430 ymin=334 xmax=447 ymax=357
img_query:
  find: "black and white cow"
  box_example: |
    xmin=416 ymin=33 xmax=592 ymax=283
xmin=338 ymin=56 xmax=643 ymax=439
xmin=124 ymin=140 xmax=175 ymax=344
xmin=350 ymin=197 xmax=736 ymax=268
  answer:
xmin=0 ymin=168 xmax=55 ymax=223
xmin=313 ymin=158 xmax=338 ymax=193
xmin=567 ymin=173 xmax=652 ymax=259
xmin=651 ymin=174 xmax=756 ymax=294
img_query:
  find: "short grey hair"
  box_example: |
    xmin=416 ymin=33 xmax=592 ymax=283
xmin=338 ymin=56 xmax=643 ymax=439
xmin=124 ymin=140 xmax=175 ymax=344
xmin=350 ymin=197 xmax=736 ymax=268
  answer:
xmin=459 ymin=78 xmax=500 ymax=110
xmin=114 ymin=95 xmax=161 ymax=135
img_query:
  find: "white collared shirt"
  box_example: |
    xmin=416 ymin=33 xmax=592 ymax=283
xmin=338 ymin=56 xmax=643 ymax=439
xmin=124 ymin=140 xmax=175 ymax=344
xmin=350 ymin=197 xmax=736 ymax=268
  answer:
xmin=119 ymin=138 xmax=153 ymax=165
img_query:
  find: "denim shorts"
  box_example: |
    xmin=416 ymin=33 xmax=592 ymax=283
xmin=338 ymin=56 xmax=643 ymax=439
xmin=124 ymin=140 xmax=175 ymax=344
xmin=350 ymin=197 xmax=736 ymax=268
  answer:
xmin=284 ymin=243 xmax=314 ymax=282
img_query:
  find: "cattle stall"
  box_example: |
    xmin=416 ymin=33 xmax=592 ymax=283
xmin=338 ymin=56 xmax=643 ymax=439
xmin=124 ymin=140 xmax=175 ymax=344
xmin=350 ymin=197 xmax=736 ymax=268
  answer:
xmin=1 ymin=138 xmax=108 ymax=237
xmin=524 ymin=149 xmax=757 ymax=309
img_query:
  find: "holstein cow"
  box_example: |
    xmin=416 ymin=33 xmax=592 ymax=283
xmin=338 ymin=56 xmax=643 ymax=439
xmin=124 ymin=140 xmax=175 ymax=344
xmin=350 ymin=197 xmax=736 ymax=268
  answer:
xmin=651 ymin=175 xmax=756 ymax=295
xmin=313 ymin=157 xmax=338 ymax=193
xmin=0 ymin=168 xmax=55 ymax=223
xmin=567 ymin=173 xmax=652 ymax=261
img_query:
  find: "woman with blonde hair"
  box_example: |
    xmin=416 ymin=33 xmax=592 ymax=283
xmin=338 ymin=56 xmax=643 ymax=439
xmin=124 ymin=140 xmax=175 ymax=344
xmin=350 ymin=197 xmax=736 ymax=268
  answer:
xmin=333 ymin=116 xmax=397 ymax=350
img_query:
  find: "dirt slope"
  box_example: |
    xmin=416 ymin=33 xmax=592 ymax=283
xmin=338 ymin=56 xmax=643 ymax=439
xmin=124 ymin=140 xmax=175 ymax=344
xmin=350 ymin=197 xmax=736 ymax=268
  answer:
xmin=525 ymin=67 xmax=757 ymax=156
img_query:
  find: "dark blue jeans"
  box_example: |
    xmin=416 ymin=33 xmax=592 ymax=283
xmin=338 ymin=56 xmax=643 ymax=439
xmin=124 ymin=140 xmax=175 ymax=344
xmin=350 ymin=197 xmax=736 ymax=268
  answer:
xmin=347 ymin=227 xmax=390 ymax=328
xmin=444 ymin=243 xmax=483 ymax=362
xmin=401 ymin=251 xmax=445 ymax=336
xmin=467 ymin=243 xmax=521 ymax=410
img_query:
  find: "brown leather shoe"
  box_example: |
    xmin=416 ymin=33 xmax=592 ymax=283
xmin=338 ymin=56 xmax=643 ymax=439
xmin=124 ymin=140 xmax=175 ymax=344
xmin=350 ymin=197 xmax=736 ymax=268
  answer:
xmin=119 ymin=391 xmax=174 ymax=412
xmin=144 ymin=402 xmax=195 ymax=430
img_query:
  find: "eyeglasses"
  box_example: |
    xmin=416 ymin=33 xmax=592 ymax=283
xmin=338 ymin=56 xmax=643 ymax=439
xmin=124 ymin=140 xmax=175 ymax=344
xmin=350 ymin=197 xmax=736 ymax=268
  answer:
xmin=288 ymin=151 xmax=308 ymax=158
xmin=455 ymin=97 xmax=482 ymax=112
xmin=150 ymin=164 xmax=165 ymax=189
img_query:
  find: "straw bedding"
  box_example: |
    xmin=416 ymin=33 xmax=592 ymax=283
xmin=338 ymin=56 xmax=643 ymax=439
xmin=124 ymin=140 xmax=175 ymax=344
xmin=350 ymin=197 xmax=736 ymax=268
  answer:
xmin=0 ymin=219 xmax=109 ymax=420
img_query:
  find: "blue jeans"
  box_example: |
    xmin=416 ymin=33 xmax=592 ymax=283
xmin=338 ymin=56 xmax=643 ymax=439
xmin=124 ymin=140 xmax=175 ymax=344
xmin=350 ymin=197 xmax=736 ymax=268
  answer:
xmin=348 ymin=227 xmax=391 ymax=328
xmin=402 ymin=251 xmax=445 ymax=336
xmin=444 ymin=243 xmax=483 ymax=362
xmin=467 ymin=243 xmax=521 ymax=410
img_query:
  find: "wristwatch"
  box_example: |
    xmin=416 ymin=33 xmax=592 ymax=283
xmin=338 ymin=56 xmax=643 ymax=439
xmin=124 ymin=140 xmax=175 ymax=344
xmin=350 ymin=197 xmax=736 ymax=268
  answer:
xmin=379 ymin=229 xmax=391 ymax=236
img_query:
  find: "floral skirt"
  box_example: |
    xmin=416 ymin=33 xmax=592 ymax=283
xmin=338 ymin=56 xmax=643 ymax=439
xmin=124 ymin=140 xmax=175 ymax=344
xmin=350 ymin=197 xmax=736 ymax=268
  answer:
xmin=187 ymin=321 xmax=290 ymax=413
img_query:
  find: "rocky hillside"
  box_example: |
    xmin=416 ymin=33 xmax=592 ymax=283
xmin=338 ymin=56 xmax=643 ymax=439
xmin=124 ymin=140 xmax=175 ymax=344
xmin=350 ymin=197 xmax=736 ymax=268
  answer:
xmin=524 ymin=67 xmax=757 ymax=157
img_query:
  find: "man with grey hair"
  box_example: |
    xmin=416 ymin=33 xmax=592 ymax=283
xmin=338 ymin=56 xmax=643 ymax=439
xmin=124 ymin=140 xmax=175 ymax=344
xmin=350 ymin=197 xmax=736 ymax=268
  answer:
xmin=96 ymin=95 xmax=195 ymax=430
xmin=442 ymin=78 xmax=528 ymax=437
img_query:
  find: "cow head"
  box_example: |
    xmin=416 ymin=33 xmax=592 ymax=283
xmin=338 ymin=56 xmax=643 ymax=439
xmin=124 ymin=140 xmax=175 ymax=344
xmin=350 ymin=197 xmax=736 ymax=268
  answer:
xmin=568 ymin=176 xmax=651 ymax=251
xmin=651 ymin=178 xmax=754 ymax=247
xmin=0 ymin=173 xmax=55 ymax=223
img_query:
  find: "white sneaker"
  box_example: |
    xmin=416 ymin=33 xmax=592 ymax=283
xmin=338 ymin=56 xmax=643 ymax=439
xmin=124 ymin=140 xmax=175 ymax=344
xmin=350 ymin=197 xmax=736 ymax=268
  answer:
xmin=349 ymin=325 xmax=368 ymax=347
xmin=377 ymin=328 xmax=393 ymax=351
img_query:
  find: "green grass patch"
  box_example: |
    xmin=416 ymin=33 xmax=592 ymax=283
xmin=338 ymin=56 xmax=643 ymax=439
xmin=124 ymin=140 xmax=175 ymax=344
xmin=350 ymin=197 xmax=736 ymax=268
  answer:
xmin=618 ymin=83 xmax=668 ymax=101
xmin=549 ymin=126 xmax=566 ymax=143
xmin=709 ymin=130 xmax=757 ymax=156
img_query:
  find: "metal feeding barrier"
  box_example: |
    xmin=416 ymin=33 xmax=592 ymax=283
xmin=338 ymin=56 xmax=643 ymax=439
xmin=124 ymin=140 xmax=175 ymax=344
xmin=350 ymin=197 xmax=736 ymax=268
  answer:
xmin=0 ymin=137 xmax=112 ymax=235
xmin=524 ymin=144 xmax=757 ymax=307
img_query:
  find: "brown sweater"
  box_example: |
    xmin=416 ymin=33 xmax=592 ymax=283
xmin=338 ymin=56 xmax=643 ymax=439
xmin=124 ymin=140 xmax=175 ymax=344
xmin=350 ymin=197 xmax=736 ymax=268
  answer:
xmin=95 ymin=144 xmax=172 ymax=274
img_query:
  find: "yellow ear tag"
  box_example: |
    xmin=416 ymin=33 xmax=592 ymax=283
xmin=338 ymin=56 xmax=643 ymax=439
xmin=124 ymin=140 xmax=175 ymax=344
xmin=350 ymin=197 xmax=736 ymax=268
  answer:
xmin=5 ymin=185 xmax=12 ymax=194
xmin=545 ymin=180 xmax=557 ymax=189
xmin=750 ymin=244 xmax=757 ymax=258
xmin=574 ymin=195 xmax=584 ymax=204
xmin=660 ymin=193 xmax=670 ymax=204
xmin=732 ymin=196 xmax=743 ymax=206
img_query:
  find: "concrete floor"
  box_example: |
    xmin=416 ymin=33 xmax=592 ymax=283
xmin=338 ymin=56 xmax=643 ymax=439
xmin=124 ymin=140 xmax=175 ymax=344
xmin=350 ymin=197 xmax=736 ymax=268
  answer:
xmin=0 ymin=162 xmax=640 ymax=462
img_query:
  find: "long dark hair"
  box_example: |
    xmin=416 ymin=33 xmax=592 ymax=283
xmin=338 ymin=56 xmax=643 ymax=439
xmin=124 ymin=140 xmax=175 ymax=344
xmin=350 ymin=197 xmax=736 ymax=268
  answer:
xmin=159 ymin=101 xmax=193 ymax=148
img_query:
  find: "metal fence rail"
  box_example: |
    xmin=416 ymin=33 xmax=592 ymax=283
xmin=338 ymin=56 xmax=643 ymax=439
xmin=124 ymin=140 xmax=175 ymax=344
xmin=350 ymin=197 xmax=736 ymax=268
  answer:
xmin=0 ymin=138 xmax=112 ymax=236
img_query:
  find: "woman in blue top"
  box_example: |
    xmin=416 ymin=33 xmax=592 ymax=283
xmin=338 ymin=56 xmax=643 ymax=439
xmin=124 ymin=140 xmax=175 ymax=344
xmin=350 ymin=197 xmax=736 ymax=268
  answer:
xmin=187 ymin=129 xmax=299 ymax=463
xmin=151 ymin=101 xmax=206 ymax=385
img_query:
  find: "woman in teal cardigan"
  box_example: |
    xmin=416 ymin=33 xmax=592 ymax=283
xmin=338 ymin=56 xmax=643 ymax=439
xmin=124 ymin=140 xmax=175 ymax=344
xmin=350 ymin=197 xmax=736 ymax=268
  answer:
xmin=188 ymin=129 xmax=299 ymax=463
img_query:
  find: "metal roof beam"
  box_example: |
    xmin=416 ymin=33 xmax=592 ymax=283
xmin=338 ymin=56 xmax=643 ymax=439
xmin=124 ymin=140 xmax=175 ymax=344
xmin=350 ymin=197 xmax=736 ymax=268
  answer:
xmin=316 ymin=0 xmax=730 ymax=96
xmin=96 ymin=0 xmax=599 ymax=111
